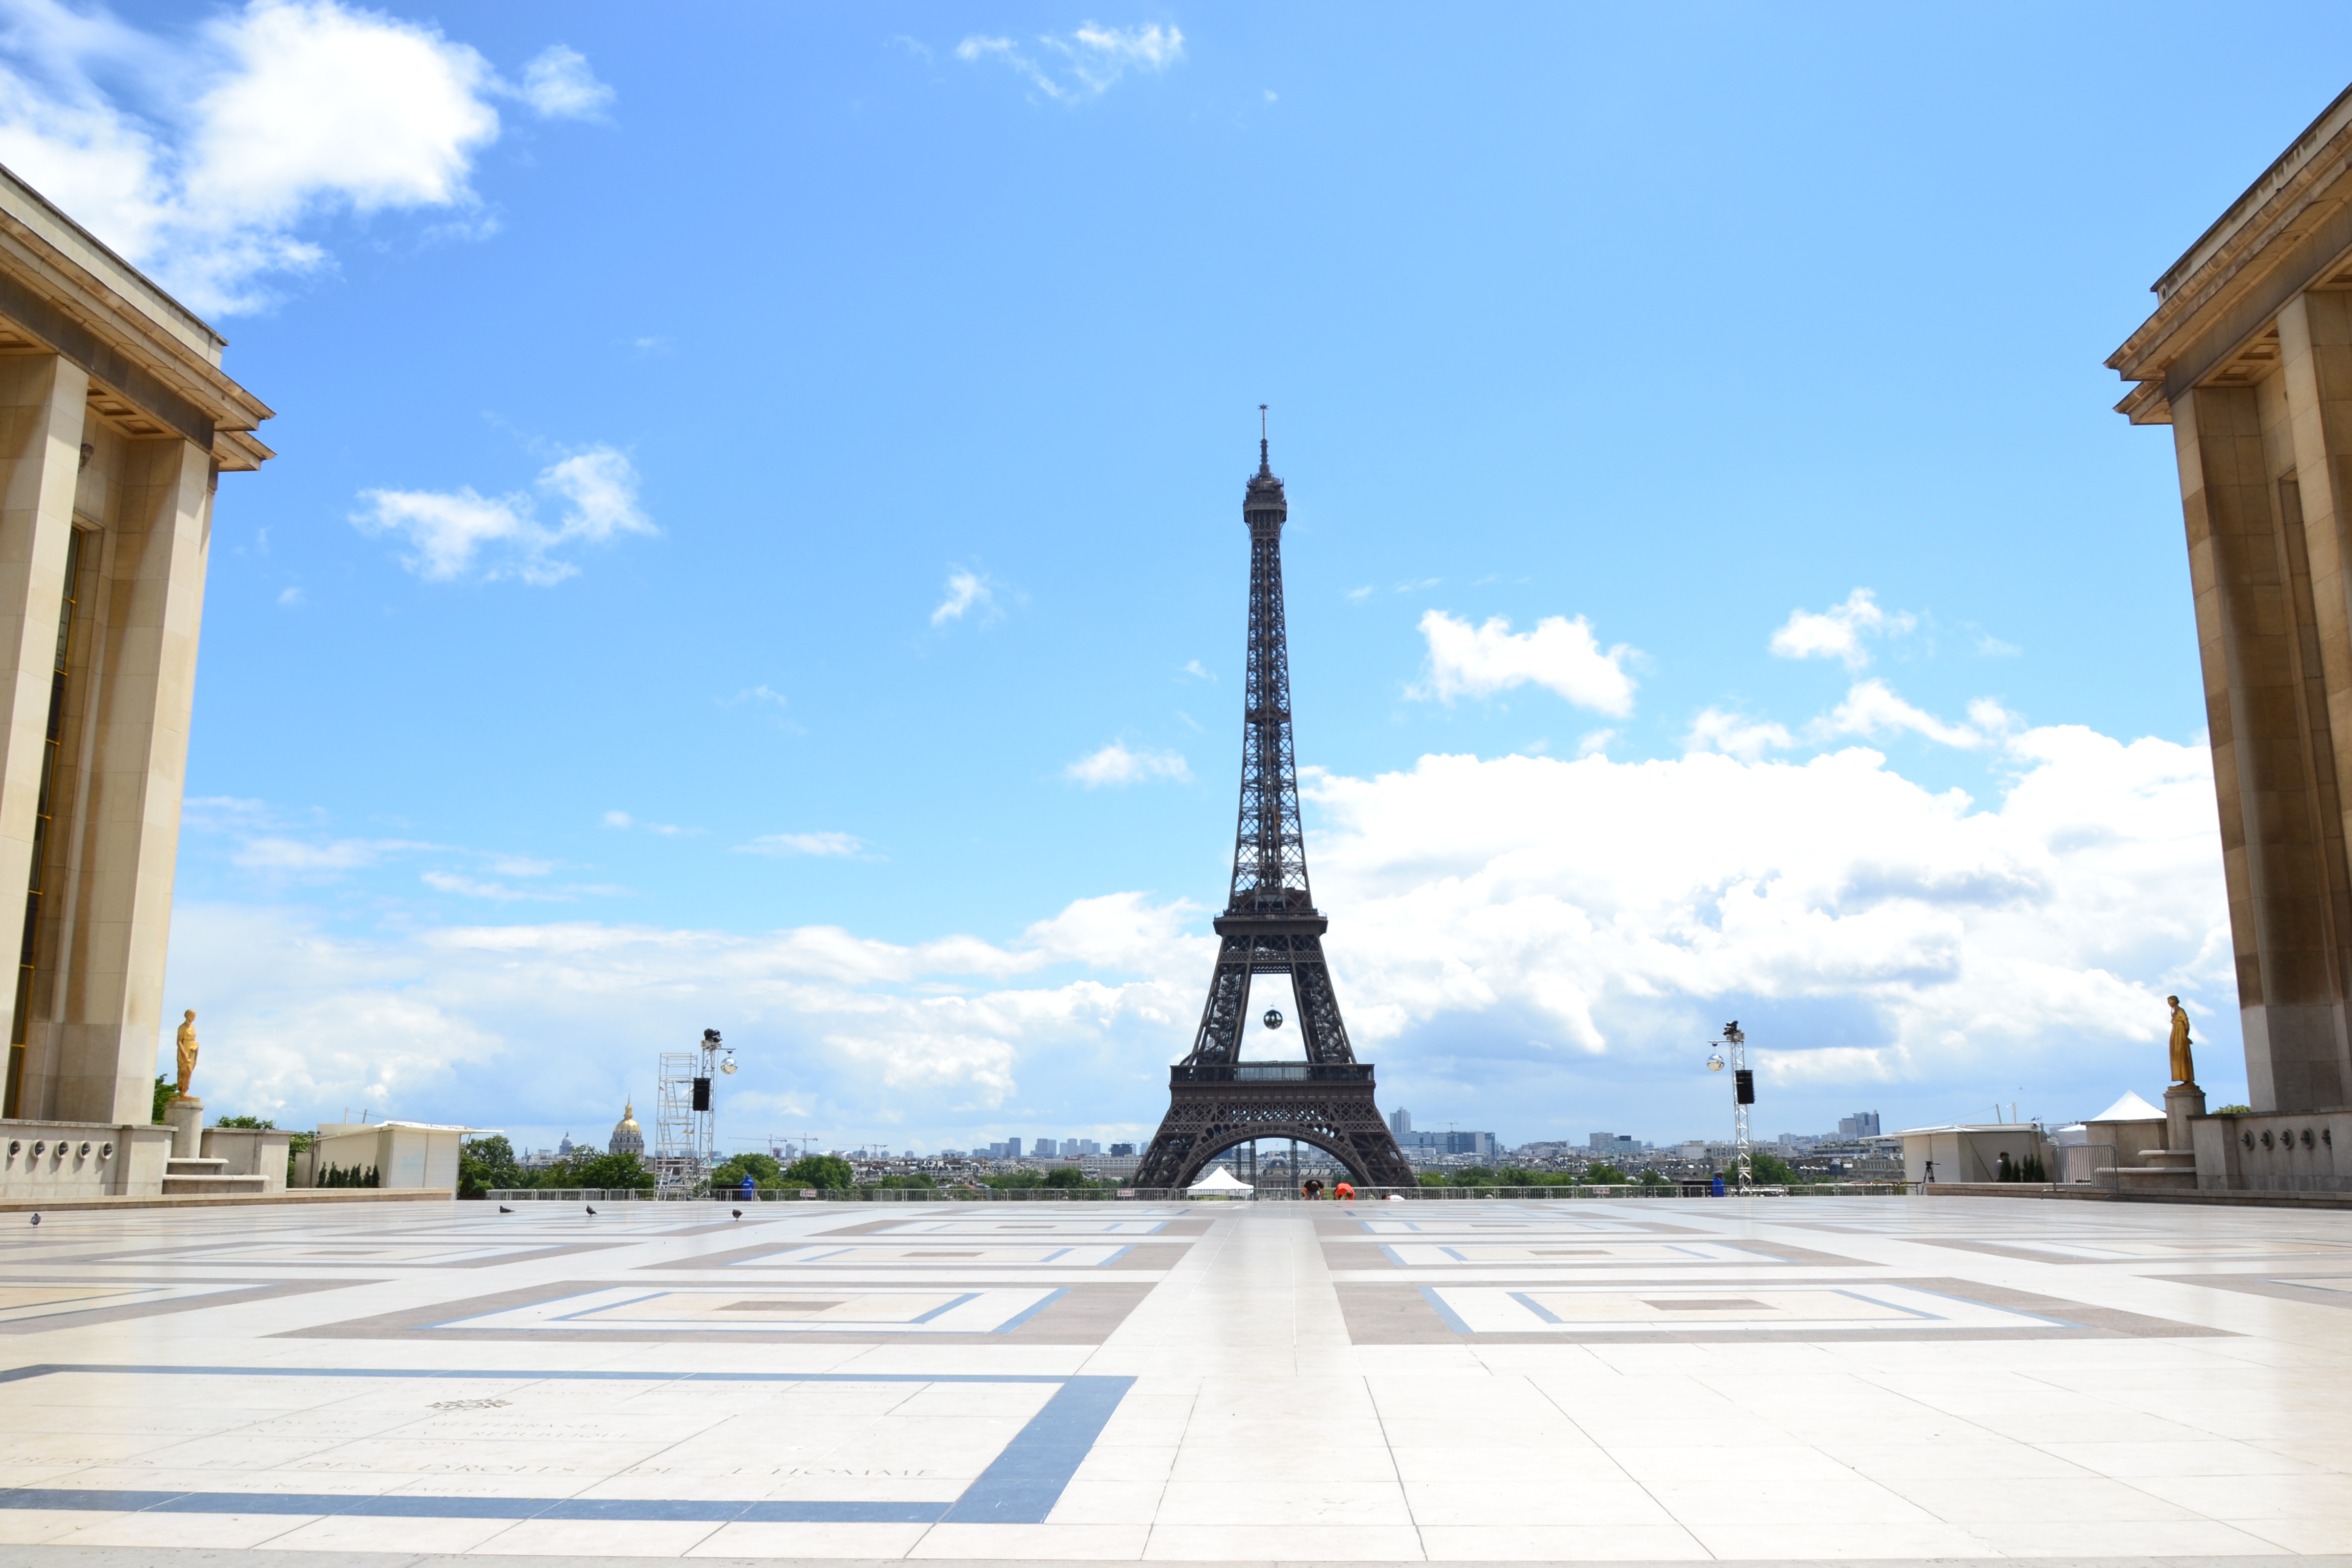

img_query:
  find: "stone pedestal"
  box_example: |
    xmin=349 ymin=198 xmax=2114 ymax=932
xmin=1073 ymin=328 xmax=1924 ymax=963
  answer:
xmin=2166 ymin=1083 xmax=2207 ymax=1155
xmin=166 ymin=1095 xmax=202 ymax=1159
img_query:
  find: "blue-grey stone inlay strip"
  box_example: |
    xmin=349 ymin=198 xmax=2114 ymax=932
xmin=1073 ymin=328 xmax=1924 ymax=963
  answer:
xmin=0 ymin=1363 xmax=1136 ymax=1526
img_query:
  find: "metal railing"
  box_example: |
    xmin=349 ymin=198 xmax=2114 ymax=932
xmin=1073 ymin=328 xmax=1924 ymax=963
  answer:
xmin=1168 ymin=1063 xmax=1375 ymax=1083
xmin=485 ymin=1181 xmax=1910 ymax=1204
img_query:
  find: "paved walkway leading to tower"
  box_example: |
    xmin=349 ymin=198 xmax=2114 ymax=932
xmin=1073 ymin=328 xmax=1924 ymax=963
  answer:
xmin=1 ymin=1194 xmax=2349 ymax=1564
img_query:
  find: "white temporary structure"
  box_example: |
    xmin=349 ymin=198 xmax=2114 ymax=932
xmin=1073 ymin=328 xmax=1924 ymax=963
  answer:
xmin=1186 ymin=1166 xmax=1255 ymax=1198
xmin=2088 ymin=1090 xmax=2166 ymax=1122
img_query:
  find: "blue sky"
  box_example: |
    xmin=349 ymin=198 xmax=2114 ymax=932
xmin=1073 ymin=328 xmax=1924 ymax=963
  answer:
xmin=6 ymin=2 xmax=2341 ymax=1154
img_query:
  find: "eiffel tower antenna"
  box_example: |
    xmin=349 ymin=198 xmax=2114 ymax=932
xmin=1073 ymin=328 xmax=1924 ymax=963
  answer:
xmin=1133 ymin=425 xmax=1415 ymax=1192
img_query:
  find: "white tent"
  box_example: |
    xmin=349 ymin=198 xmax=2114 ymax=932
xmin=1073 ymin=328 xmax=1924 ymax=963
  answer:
xmin=1187 ymin=1167 xmax=1255 ymax=1198
xmin=2088 ymin=1090 xmax=2166 ymax=1122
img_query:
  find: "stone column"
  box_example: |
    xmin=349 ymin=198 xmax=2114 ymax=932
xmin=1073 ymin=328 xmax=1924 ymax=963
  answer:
xmin=2274 ymin=289 xmax=2352 ymax=1112
xmin=0 ymin=353 xmax=87 ymax=1114
xmin=2174 ymin=380 xmax=2352 ymax=1112
xmin=47 ymin=437 xmax=211 ymax=1125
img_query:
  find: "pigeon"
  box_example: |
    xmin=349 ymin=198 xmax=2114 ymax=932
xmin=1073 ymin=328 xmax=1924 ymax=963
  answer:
xmin=585 ymin=1205 xmax=598 ymax=1216
xmin=731 ymin=1208 xmax=742 ymax=1220
xmin=498 ymin=1206 xmax=513 ymax=1214
xmin=28 ymin=1213 xmax=38 ymax=1227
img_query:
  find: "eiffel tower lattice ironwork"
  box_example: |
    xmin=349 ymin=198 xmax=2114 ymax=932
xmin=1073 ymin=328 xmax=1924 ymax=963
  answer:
xmin=1133 ymin=425 xmax=1416 ymax=1192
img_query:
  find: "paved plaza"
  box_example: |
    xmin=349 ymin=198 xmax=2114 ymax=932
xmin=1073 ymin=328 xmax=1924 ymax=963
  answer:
xmin=1 ymin=1196 xmax=2349 ymax=1564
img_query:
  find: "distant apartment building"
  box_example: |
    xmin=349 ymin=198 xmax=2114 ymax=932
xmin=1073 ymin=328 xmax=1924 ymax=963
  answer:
xmin=1589 ymin=1132 xmax=1639 ymax=1154
xmin=1838 ymin=1112 xmax=1882 ymax=1138
xmin=1033 ymin=1138 xmax=1058 ymax=1158
xmin=1390 ymin=1107 xmax=1412 ymax=1135
xmin=1109 ymin=1142 xmax=1135 ymax=1157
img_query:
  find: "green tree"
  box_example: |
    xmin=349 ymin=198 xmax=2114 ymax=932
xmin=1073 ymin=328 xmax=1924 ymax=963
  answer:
xmin=782 ymin=1154 xmax=854 ymax=1191
xmin=1584 ymin=1162 xmax=1630 ymax=1184
xmin=983 ymin=1168 xmax=1045 ymax=1189
xmin=216 ymin=1113 xmax=275 ymax=1129
xmin=1746 ymin=1150 xmax=1796 ymax=1186
xmin=712 ymin=1152 xmax=783 ymax=1191
xmin=1637 ymin=1168 xmax=1672 ymax=1190
xmin=1417 ymin=1171 xmax=1447 ymax=1187
xmin=459 ymin=1134 xmax=522 ymax=1199
xmin=151 ymin=1075 xmax=175 ymax=1122
xmin=1041 ymin=1165 xmax=1091 ymax=1190
xmin=543 ymin=1150 xmax=655 ymax=1190
xmin=870 ymin=1172 xmax=938 ymax=1190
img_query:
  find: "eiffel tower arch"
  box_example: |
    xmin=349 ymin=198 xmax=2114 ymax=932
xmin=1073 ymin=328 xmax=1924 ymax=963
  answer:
xmin=1135 ymin=419 xmax=1416 ymax=1192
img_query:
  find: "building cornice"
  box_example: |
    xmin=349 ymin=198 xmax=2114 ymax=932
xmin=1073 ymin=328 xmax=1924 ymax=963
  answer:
xmin=0 ymin=167 xmax=273 ymax=471
xmin=2108 ymin=82 xmax=2352 ymax=425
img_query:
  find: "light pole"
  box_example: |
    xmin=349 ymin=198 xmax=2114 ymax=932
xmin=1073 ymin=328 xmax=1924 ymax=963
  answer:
xmin=1706 ymin=1020 xmax=1754 ymax=1193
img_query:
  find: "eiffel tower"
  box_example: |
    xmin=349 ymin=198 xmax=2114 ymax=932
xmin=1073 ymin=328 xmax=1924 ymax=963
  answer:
xmin=1133 ymin=421 xmax=1416 ymax=1192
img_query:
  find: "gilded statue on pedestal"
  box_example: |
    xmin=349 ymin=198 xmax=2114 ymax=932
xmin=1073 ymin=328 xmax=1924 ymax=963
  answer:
xmin=2166 ymin=995 xmax=2195 ymax=1086
xmin=174 ymin=1009 xmax=199 ymax=1099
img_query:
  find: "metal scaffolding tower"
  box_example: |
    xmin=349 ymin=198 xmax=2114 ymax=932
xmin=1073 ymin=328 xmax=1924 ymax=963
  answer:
xmin=652 ymin=1028 xmax=730 ymax=1190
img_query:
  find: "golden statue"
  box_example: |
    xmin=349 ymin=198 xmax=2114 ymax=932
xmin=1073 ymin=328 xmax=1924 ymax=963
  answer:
xmin=2166 ymin=995 xmax=2195 ymax=1086
xmin=174 ymin=1009 xmax=199 ymax=1099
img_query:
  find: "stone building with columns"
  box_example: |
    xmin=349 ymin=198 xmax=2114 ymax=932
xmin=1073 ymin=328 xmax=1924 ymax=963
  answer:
xmin=0 ymin=164 xmax=273 ymax=1193
xmin=2111 ymin=83 xmax=2352 ymax=1193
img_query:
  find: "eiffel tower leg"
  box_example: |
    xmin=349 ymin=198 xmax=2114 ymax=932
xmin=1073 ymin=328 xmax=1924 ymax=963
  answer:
xmin=1188 ymin=934 xmax=1254 ymax=1065
xmin=1287 ymin=940 xmax=1355 ymax=1065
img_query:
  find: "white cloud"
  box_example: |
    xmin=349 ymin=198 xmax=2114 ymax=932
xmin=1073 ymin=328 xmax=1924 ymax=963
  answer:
xmin=735 ymin=832 xmax=865 ymax=858
xmin=511 ymin=44 xmax=610 ymax=118
xmin=1685 ymin=708 xmax=1794 ymax=760
xmin=1770 ymin=589 xmax=1917 ymax=669
xmin=1414 ymin=609 xmax=1637 ymax=716
xmin=1575 ymin=729 xmax=1617 ymax=757
xmin=423 ymin=870 xmax=540 ymax=902
xmin=601 ymin=810 xmax=632 ymax=828
xmin=930 ymin=568 xmax=998 ymax=627
xmin=276 ymin=585 xmax=303 ymax=606
xmin=231 ymin=835 xmax=430 ymax=871
xmin=1818 ymin=678 xmax=1987 ymax=749
xmin=162 ymin=723 xmax=2233 ymax=1142
xmin=1065 ymin=741 xmax=1191 ymax=787
xmin=954 ymin=22 xmax=1183 ymax=102
xmin=354 ymin=445 xmax=654 ymax=585
xmin=0 ymin=0 xmax=609 ymax=314
xmin=1179 ymin=659 xmax=1213 ymax=682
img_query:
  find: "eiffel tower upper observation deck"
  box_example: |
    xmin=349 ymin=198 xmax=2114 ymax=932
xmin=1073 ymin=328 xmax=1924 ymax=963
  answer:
xmin=1133 ymin=422 xmax=1415 ymax=1191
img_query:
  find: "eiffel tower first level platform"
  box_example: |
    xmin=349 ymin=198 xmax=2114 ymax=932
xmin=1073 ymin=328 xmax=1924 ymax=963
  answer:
xmin=1135 ymin=417 xmax=1417 ymax=1192
xmin=1133 ymin=1061 xmax=1415 ymax=1189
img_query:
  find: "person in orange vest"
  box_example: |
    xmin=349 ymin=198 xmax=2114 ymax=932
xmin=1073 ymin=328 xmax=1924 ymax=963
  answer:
xmin=1333 ymin=1181 xmax=1355 ymax=1201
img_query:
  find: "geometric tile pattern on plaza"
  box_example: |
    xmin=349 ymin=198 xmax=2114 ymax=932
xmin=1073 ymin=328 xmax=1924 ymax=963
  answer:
xmin=1 ymin=1194 xmax=2349 ymax=1562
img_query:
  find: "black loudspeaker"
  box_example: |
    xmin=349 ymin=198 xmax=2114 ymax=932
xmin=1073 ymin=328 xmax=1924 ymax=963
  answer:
xmin=692 ymin=1076 xmax=712 ymax=1111
xmin=1734 ymin=1069 xmax=1755 ymax=1105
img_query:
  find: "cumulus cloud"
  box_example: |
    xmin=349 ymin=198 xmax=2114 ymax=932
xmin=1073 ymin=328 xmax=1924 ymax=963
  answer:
xmin=1065 ymin=741 xmax=1191 ymax=787
xmin=1817 ymin=678 xmax=1988 ymax=749
xmin=1301 ymin=728 xmax=2228 ymax=1112
xmin=1770 ymin=588 xmax=1917 ymax=669
xmin=163 ymin=891 xmax=1212 ymax=1133
xmin=954 ymin=22 xmax=1183 ymax=102
xmin=1685 ymin=708 xmax=1794 ymax=761
xmin=0 ymin=0 xmax=609 ymax=314
xmin=1413 ymin=609 xmax=1637 ymax=715
xmin=510 ymin=44 xmax=610 ymax=118
xmin=168 ymin=721 xmax=2234 ymax=1144
xmin=354 ymin=445 xmax=654 ymax=585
